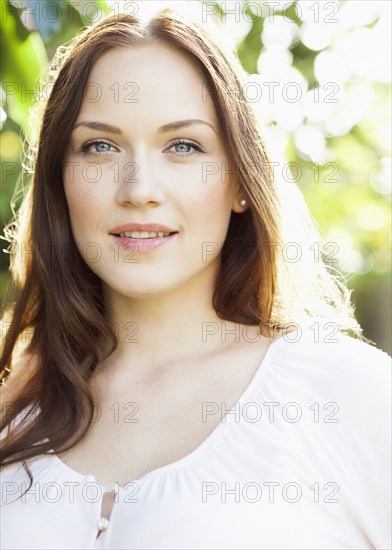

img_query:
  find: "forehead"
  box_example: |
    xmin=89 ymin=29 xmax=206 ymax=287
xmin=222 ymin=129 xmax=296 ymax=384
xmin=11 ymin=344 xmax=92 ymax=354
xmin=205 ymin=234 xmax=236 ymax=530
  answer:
xmin=77 ymin=44 xmax=218 ymax=129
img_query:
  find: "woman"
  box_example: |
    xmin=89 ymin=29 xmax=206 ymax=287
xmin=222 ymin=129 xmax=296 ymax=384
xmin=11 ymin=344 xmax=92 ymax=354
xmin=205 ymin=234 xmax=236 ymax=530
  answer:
xmin=0 ymin=7 xmax=390 ymax=550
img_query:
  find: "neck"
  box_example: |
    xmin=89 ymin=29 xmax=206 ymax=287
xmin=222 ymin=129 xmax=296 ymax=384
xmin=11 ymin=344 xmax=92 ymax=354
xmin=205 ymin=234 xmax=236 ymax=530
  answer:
xmin=97 ymin=268 xmax=238 ymax=376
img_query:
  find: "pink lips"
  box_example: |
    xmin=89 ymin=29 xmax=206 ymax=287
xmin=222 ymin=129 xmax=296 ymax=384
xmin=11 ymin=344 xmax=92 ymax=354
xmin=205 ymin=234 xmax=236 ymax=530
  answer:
xmin=112 ymin=234 xmax=177 ymax=252
xmin=109 ymin=223 xmax=178 ymax=253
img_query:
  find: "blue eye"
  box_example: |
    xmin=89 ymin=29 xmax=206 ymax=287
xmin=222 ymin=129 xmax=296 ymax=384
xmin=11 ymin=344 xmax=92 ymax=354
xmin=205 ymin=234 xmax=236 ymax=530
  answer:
xmin=168 ymin=140 xmax=203 ymax=156
xmin=94 ymin=142 xmax=111 ymax=152
xmin=175 ymin=142 xmax=192 ymax=153
xmin=78 ymin=140 xmax=116 ymax=155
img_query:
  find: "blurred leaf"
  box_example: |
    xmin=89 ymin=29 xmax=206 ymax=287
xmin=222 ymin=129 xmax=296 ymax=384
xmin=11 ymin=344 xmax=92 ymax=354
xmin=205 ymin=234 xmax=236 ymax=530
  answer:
xmin=0 ymin=1 xmax=48 ymax=130
xmin=0 ymin=130 xmax=20 ymax=160
xmin=236 ymin=10 xmax=263 ymax=74
xmin=5 ymin=1 xmax=30 ymax=41
xmin=94 ymin=0 xmax=111 ymax=15
xmin=68 ymin=0 xmax=110 ymax=24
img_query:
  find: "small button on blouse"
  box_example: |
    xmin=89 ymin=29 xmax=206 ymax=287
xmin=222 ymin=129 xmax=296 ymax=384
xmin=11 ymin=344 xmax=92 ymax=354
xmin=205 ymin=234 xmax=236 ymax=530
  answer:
xmin=97 ymin=517 xmax=109 ymax=531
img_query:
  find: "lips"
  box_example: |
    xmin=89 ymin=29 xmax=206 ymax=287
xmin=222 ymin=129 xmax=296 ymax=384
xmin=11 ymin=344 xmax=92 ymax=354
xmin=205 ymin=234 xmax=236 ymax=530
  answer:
xmin=112 ymin=231 xmax=178 ymax=253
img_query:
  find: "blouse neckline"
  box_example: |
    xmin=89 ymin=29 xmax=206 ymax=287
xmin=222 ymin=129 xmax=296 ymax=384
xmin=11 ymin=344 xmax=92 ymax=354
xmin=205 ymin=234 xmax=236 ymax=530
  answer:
xmin=45 ymin=334 xmax=286 ymax=490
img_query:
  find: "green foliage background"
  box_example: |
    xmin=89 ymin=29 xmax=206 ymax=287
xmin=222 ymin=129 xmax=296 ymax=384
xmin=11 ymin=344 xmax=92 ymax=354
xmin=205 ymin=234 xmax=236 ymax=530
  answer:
xmin=0 ymin=0 xmax=390 ymax=352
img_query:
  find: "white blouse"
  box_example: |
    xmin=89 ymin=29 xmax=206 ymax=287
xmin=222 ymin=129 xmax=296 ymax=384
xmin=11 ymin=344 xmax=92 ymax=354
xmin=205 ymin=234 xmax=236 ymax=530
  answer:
xmin=1 ymin=320 xmax=391 ymax=549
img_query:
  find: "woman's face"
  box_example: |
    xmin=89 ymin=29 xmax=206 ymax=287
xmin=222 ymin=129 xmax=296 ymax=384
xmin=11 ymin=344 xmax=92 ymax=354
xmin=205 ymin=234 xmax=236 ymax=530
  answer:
xmin=62 ymin=44 xmax=244 ymax=299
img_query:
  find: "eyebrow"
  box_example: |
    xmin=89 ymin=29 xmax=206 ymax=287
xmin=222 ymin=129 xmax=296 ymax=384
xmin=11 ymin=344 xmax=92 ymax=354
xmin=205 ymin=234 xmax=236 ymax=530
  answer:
xmin=72 ymin=119 xmax=217 ymax=135
xmin=158 ymin=119 xmax=217 ymax=135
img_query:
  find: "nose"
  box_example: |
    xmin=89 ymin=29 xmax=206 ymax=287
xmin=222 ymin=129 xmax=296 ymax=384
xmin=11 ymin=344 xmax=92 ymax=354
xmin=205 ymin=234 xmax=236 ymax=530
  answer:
xmin=115 ymin=153 xmax=166 ymax=208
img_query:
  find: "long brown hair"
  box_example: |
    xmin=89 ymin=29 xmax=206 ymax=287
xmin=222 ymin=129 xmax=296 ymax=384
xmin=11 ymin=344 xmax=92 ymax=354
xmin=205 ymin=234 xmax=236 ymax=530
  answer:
xmin=0 ymin=8 xmax=362 ymax=494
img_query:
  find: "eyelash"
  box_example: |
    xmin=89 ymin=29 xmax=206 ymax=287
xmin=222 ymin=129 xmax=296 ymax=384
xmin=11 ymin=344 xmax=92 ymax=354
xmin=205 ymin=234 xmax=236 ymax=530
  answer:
xmin=77 ymin=139 xmax=117 ymax=155
xmin=77 ymin=139 xmax=204 ymax=157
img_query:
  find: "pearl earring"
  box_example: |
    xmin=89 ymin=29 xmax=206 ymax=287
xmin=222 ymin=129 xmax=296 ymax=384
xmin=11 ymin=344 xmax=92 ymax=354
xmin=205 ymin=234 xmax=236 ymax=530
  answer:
xmin=239 ymin=199 xmax=247 ymax=207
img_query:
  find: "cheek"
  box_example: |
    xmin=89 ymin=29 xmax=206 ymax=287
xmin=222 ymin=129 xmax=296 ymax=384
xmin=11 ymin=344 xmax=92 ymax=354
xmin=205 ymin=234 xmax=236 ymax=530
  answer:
xmin=63 ymin=180 xmax=105 ymax=239
xmin=184 ymin=159 xmax=234 ymax=202
xmin=191 ymin=165 xmax=234 ymax=211
xmin=184 ymin=173 xmax=234 ymax=237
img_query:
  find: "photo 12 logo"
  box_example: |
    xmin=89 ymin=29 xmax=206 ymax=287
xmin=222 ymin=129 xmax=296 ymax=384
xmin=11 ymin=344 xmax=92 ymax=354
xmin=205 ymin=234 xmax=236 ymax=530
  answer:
xmin=201 ymin=2 xmax=340 ymax=24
